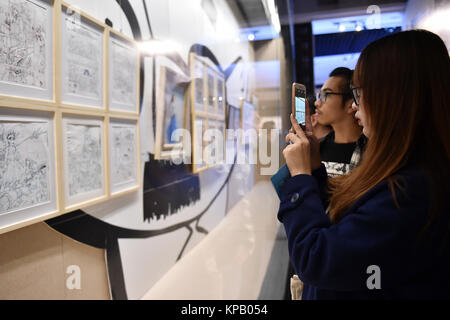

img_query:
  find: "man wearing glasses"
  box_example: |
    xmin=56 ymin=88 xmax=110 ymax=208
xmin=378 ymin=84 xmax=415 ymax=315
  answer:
xmin=308 ymin=94 xmax=332 ymax=140
xmin=314 ymin=67 xmax=367 ymax=177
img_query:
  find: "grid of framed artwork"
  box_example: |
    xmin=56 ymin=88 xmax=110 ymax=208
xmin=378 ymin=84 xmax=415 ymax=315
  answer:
xmin=0 ymin=0 xmax=141 ymax=234
xmin=189 ymin=53 xmax=226 ymax=173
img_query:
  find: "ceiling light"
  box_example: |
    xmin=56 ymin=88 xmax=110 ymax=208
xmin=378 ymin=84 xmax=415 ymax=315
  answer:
xmin=138 ymin=39 xmax=182 ymax=55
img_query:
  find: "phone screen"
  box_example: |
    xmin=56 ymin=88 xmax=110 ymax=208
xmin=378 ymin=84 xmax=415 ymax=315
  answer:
xmin=294 ymin=86 xmax=306 ymax=125
xmin=295 ymin=96 xmax=306 ymax=125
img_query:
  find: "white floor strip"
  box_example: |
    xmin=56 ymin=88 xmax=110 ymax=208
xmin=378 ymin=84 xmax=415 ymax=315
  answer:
xmin=141 ymin=181 xmax=281 ymax=300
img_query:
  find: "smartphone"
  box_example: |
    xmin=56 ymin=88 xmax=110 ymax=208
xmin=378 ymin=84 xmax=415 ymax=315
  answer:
xmin=292 ymin=83 xmax=307 ymax=128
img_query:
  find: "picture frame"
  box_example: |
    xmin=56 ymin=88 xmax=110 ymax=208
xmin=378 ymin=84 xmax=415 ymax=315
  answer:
xmin=62 ymin=114 xmax=106 ymax=208
xmin=216 ymin=120 xmax=226 ymax=164
xmin=190 ymin=53 xmax=206 ymax=114
xmin=227 ymin=104 xmax=241 ymax=137
xmin=192 ymin=116 xmax=208 ymax=172
xmin=205 ymin=119 xmax=217 ymax=166
xmin=0 ymin=0 xmax=54 ymax=102
xmin=223 ymin=104 xmax=241 ymax=163
xmin=60 ymin=5 xmax=104 ymax=108
xmin=204 ymin=119 xmax=227 ymax=166
xmin=206 ymin=66 xmax=216 ymax=115
xmin=0 ymin=108 xmax=57 ymax=230
xmin=108 ymin=32 xmax=139 ymax=114
xmin=109 ymin=118 xmax=140 ymax=195
xmin=242 ymin=100 xmax=255 ymax=131
xmin=241 ymin=99 xmax=256 ymax=145
xmin=154 ymin=65 xmax=190 ymax=160
xmin=216 ymin=72 xmax=226 ymax=119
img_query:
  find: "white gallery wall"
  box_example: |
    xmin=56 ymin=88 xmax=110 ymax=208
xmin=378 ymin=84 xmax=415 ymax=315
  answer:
xmin=404 ymin=0 xmax=450 ymax=50
xmin=62 ymin=0 xmax=256 ymax=299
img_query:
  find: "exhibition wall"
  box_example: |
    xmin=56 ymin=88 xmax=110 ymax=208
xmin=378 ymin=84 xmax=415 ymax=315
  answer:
xmin=0 ymin=0 xmax=262 ymax=299
xmin=403 ymin=0 xmax=450 ymax=49
xmin=0 ymin=223 xmax=110 ymax=299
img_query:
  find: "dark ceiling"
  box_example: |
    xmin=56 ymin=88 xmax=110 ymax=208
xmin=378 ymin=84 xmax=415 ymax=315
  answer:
xmin=227 ymin=0 xmax=271 ymax=28
xmin=276 ymin=0 xmax=407 ymax=24
xmin=227 ymin=0 xmax=407 ymax=28
xmin=314 ymin=26 xmax=401 ymax=56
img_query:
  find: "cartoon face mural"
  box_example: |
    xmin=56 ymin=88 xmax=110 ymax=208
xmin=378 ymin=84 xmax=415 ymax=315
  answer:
xmin=46 ymin=0 xmax=254 ymax=300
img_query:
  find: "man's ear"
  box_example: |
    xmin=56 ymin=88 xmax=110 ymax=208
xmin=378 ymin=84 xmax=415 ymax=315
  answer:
xmin=345 ymin=98 xmax=355 ymax=114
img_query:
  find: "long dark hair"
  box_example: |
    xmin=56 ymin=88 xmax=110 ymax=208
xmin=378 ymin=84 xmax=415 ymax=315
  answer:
xmin=327 ymin=30 xmax=450 ymax=243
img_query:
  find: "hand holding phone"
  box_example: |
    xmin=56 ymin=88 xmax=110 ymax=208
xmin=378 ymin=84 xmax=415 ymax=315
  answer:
xmin=286 ymin=83 xmax=321 ymax=172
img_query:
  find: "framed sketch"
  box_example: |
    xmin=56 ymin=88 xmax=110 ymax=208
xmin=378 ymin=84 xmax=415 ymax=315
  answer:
xmin=242 ymin=101 xmax=255 ymax=131
xmin=216 ymin=73 xmax=226 ymax=118
xmin=204 ymin=120 xmax=226 ymax=166
xmin=0 ymin=108 xmax=57 ymax=230
xmin=0 ymin=0 xmax=53 ymax=101
xmin=109 ymin=119 xmax=139 ymax=195
xmin=190 ymin=53 xmax=206 ymax=113
xmin=61 ymin=7 xmax=104 ymax=108
xmin=241 ymin=100 xmax=256 ymax=145
xmin=216 ymin=121 xmax=226 ymax=164
xmin=109 ymin=33 xmax=139 ymax=113
xmin=155 ymin=65 xmax=190 ymax=160
xmin=206 ymin=66 xmax=216 ymax=115
xmin=227 ymin=104 xmax=241 ymax=139
xmin=205 ymin=120 xmax=217 ymax=166
xmin=62 ymin=115 xmax=105 ymax=207
xmin=193 ymin=117 xmax=208 ymax=172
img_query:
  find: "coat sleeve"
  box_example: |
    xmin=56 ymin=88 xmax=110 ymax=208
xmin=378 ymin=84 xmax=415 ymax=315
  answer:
xmin=277 ymin=172 xmax=430 ymax=292
xmin=311 ymin=163 xmax=329 ymax=209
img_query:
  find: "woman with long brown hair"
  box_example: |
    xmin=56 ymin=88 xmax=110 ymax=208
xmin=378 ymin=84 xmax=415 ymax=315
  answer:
xmin=280 ymin=29 xmax=450 ymax=299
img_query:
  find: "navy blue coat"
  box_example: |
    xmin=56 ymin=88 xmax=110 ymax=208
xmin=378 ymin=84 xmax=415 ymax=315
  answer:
xmin=277 ymin=163 xmax=450 ymax=299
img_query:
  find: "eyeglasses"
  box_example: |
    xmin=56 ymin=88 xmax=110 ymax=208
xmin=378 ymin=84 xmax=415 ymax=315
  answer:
xmin=350 ymin=86 xmax=362 ymax=106
xmin=316 ymin=90 xmax=350 ymax=103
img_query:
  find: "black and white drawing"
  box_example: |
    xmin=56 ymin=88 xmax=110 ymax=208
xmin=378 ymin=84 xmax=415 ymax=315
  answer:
xmin=205 ymin=120 xmax=216 ymax=165
xmin=206 ymin=67 xmax=216 ymax=114
xmin=0 ymin=0 xmax=53 ymax=100
xmin=242 ymin=101 xmax=255 ymax=131
xmin=217 ymin=75 xmax=225 ymax=116
xmin=193 ymin=118 xmax=207 ymax=170
xmin=0 ymin=121 xmax=50 ymax=215
xmin=216 ymin=121 xmax=225 ymax=164
xmin=109 ymin=36 xmax=138 ymax=112
xmin=62 ymin=12 xmax=103 ymax=106
xmin=63 ymin=117 xmax=104 ymax=205
xmin=110 ymin=121 xmax=138 ymax=194
xmin=0 ymin=0 xmax=47 ymax=88
xmin=192 ymin=55 xmax=205 ymax=112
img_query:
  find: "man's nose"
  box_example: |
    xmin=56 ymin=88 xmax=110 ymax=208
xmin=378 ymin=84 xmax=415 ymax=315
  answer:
xmin=314 ymin=99 xmax=320 ymax=108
